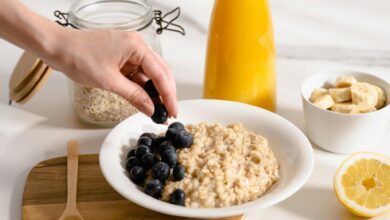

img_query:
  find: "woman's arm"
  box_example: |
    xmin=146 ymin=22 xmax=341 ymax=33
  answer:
xmin=0 ymin=0 xmax=59 ymax=58
xmin=0 ymin=0 xmax=177 ymax=117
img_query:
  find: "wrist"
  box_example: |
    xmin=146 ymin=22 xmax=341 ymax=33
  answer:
xmin=37 ymin=23 xmax=67 ymax=61
xmin=40 ymin=26 xmax=78 ymax=73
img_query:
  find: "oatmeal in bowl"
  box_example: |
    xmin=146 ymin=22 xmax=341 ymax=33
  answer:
xmin=124 ymin=122 xmax=279 ymax=208
xmin=100 ymin=99 xmax=314 ymax=218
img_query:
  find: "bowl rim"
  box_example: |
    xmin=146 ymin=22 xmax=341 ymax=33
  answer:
xmin=99 ymin=99 xmax=315 ymax=218
xmin=300 ymin=70 xmax=390 ymax=117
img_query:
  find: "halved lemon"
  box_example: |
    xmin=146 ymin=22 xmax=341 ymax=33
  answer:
xmin=334 ymin=152 xmax=390 ymax=217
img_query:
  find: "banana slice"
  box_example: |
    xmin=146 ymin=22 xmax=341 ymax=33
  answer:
xmin=335 ymin=75 xmax=358 ymax=88
xmin=374 ymin=85 xmax=387 ymax=109
xmin=331 ymin=102 xmax=356 ymax=113
xmin=314 ymin=94 xmax=334 ymax=110
xmin=329 ymin=87 xmax=352 ymax=103
xmin=310 ymin=88 xmax=328 ymax=102
xmin=351 ymin=82 xmax=378 ymax=106
xmin=350 ymin=103 xmax=377 ymax=114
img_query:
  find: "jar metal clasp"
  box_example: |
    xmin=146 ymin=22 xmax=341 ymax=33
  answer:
xmin=53 ymin=7 xmax=185 ymax=35
xmin=54 ymin=11 xmax=78 ymax=29
xmin=153 ymin=7 xmax=185 ymax=35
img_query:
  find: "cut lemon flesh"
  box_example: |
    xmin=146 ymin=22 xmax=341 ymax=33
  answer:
xmin=334 ymin=152 xmax=390 ymax=217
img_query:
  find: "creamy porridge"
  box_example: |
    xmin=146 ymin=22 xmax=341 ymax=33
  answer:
xmin=162 ymin=122 xmax=280 ymax=208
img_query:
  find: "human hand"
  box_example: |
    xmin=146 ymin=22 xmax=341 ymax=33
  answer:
xmin=44 ymin=29 xmax=177 ymax=117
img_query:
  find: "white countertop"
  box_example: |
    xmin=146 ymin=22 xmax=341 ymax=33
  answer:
xmin=1 ymin=0 xmax=389 ymax=219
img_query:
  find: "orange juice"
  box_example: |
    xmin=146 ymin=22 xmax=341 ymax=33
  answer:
xmin=203 ymin=0 xmax=276 ymax=111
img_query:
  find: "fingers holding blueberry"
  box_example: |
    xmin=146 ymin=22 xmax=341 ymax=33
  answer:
xmin=143 ymin=79 xmax=170 ymax=124
xmin=151 ymin=104 xmax=168 ymax=124
xmin=143 ymin=79 xmax=159 ymax=98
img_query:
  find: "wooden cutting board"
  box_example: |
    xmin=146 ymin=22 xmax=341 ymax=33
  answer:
xmin=22 ymin=154 xmax=244 ymax=220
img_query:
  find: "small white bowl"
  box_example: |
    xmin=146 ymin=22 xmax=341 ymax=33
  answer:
xmin=100 ymin=99 xmax=314 ymax=219
xmin=301 ymin=71 xmax=390 ymax=154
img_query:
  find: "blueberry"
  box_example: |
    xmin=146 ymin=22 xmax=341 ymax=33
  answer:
xmin=129 ymin=166 xmax=146 ymax=184
xmin=127 ymin=148 xmax=136 ymax=158
xmin=144 ymin=179 xmax=163 ymax=198
xmin=140 ymin=132 xmax=158 ymax=141
xmin=126 ymin=156 xmax=140 ymax=172
xmin=137 ymin=136 xmax=153 ymax=147
xmin=152 ymin=136 xmax=167 ymax=152
xmin=168 ymin=122 xmax=185 ymax=131
xmin=151 ymin=162 xmax=170 ymax=181
xmin=141 ymin=153 xmax=155 ymax=170
xmin=144 ymin=80 xmax=159 ymax=98
xmin=172 ymin=165 xmax=185 ymax=181
xmin=169 ymin=189 xmax=186 ymax=206
xmin=151 ymin=104 xmax=168 ymax=124
xmin=161 ymin=149 xmax=177 ymax=167
xmin=172 ymin=131 xmax=193 ymax=148
xmin=153 ymin=154 xmax=161 ymax=163
xmin=165 ymin=128 xmax=180 ymax=142
xmin=159 ymin=141 xmax=176 ymax=154
xmin=136 ymin=145 xmax=151 ymax=158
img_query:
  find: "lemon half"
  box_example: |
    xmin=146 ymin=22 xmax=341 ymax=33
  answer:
xmin=334 ymin=152 xmax=390 ymax=217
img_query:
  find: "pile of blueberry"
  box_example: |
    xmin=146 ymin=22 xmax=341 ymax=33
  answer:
xmin=143 ymin=79 xmax=169 ymax=124
xmin=125 ymin=122 xmax=193 ymax=206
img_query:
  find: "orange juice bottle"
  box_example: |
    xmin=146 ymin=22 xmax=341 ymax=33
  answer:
xmin=203 ymin=0 xmax=276 ymax=111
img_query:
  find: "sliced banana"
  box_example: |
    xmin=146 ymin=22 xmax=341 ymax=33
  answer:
xmin=314 ymin=94 xmax=334 ymax=110
xmin=310 ymin=88 xmax=328 ymax=102
xmin=331 ymin=102 xmax=356 ymax=113
xmin=350 ymin=82 xmax=378 ymax=106
xmin=335 ymin=75 xmax=358 ymax=88
xmin=329 ymin=87 xmax=352 ymax=103
xmin=374 ymin=85 xmax=387 ymax=109
xmin=350 ymin=103 xmax=377 ymax=114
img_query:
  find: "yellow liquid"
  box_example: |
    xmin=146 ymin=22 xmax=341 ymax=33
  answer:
xmin=204 ymin=0 xmax=276 ymax=111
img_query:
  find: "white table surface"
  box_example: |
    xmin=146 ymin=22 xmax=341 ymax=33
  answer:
xmin=1 ymin=0 xmax=390 ymax=219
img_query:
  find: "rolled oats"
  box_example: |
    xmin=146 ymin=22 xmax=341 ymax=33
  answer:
xmin=163 ymin=122 xmax=280 ymax=208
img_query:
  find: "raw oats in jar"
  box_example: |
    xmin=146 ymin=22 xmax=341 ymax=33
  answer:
xmin=71 ymin=83 xmax=138 ymax=126
xmin=67 ymin=0 xmax=161 ymax=126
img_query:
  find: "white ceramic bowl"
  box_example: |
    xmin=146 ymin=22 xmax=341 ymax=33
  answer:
xmin=100 ymin=99 xmax=314 ymax=218
xmin=301 ymin=71 xmax=390 ymax=154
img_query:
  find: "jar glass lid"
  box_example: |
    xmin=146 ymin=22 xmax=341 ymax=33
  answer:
xmin=9 ymin=51 xmax=51 ymax=104
xmin=68 ymin=0 xmax=153 ymax=30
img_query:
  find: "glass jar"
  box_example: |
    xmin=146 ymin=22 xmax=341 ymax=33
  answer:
xmin=67 ymin=0 xmax=161 ymax=127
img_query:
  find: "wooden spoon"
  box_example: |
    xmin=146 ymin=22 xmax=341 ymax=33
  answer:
xmin=59 ymin=141 xmax=85 ymax=220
